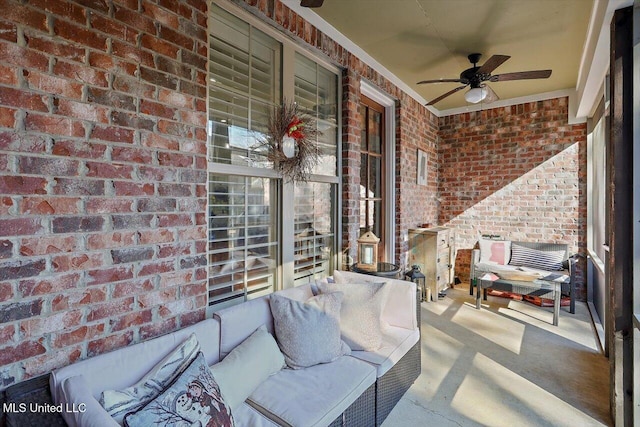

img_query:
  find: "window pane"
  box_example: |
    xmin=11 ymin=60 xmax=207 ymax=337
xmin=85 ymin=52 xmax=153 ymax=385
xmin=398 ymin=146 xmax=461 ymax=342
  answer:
xmin=209 ymin=4 xmax=281 ymax=167
xmin=360 ymin=108 xmax=367 ymax=150
xmin=369 ymin=109 xmax=382 ymax=154
xmin=370 ymin=155 xmax=381 ymax=198
xmin=294 ymin=182 xmax=334 ymax=284
xmin=294 ymin=52 xmax=338 ymax=176
xmin=208 ymin=174 xmax=279 ymax=309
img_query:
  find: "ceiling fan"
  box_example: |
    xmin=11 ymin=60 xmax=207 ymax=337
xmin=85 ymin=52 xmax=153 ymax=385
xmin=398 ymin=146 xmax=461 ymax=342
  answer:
xmin=417 ymin=53 xmax=552 ymax=106
xmin=300 ymin=0 xmax=324 ymax=7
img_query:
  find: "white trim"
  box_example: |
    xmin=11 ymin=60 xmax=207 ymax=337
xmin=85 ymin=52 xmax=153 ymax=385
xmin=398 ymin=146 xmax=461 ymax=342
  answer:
xmin=435 ymin=88 xmax=586 ymax=124
xmin=360 ymin=80 xmax=397 ymax=262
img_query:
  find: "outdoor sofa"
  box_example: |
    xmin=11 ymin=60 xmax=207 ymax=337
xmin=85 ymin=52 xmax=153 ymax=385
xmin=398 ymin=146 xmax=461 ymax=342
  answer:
xmin=40 ymin=270 xmax=420 ymax=427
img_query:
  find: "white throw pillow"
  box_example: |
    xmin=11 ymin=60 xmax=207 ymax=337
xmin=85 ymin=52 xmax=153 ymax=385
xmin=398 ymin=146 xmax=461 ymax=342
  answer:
xmin=332 ymin=269 xmax=385 ymax=285
xmin=100 ymin=333 xmax=200 ymax=424
xmin=478 ymin=237 xmax=511 ymax=265
xmin=209 ymin=325 xmax=285 ymax=411
xmin=317 ymin=281 xmax=389 ymax=351
xmin=269 ymin=292 xmax=350 ymax=369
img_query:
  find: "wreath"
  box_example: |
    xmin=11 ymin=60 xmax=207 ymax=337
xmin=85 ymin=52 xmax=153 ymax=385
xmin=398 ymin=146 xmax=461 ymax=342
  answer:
xmin=258 ymin=100 xmax=321 ymax=182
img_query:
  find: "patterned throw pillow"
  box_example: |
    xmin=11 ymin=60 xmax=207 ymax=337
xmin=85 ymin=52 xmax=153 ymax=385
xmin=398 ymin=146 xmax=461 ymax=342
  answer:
xmin=317 ymin=281 xmax=389 ymax=351
xmin=508 ymin=243 xmax=565 ymax=271
xmin=100 ymin=333 xmax=200 ymax=424
xmin=269 ymin=292 xmax=350 ymax=369
xmin=478 ymin=237 xmax=511 ymax=265
xmin=124 ymin=352 xmax=234 ymax=427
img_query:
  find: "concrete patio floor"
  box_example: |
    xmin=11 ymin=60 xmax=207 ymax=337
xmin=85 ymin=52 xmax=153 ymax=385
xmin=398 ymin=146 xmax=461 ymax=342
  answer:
xmin=383 ymin=283 xmax=611 ymax=427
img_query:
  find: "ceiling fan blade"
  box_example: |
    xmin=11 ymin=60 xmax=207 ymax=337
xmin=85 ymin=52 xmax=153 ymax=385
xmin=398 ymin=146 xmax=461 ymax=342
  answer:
xmin=476 ymin=55 xmax=510 ymax=75
xmin=300 ymin=0 xmax=324 ymax=7
xmin=491 ymin=70 xmax=552 ymax=81
xmin=417 ymin=78 xmax=466 ymax=85
xmin=427 ymin=85 xmax=468 ymax=106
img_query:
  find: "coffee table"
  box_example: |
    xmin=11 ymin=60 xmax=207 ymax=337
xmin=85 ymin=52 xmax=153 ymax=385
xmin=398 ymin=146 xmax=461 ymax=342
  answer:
xmin=476 ymin=275 xmax=562 ymax=326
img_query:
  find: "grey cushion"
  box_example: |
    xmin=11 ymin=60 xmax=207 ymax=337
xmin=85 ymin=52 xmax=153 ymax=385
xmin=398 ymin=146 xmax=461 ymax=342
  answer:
xmin=269 ymin=292 xmax=350 ymax=369
xmin=317 ymin=281 xmax=389 ymax=351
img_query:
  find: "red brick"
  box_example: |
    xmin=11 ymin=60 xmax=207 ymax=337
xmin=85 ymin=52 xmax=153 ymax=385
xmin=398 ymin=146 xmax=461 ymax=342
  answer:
xmin=111 ymin=146 xmax=153 ymax=164
xmin=0 ymin=87 xmax=48 ymax=111
xmin=51 ymin=287 xmax=107 ymax=312
xmin=138 ymin=288 xmax=178 ymax=308
xmin=90 ymin=125 xmax=135 ymax=143
xmin=86 ymin=231 xmax=136 ymax=250
xmin=87 ymin=330 xmax=133 ymax=357
xmin=19 ymin=273 xmax=80 ymax=297
xmin=0 ymin=282 xmax=13 ymax=302
xmin=139 ymin=317 xmax=177 ymax=340
xmin=0 ymin=43 xmax=49 ymax=72
xmin=139 ymin=260 xmax=174 ymax=276
xmin=51 ymin=252 xmax=103 ymax=272
xmin=24 ymin=70 xmax=83 ymax=99
xmin=110 ymin=309 xmax=153 ymax=332
xmin=52 ymin=323 xmax=105 ymax=348
xmin=87 ymin=297 xmax=135 ymax=322
xmin=113 ymin=181 xmax=154 ymax=196
xmin=0 ymin=339 xmax=46 ymax=366
xmin=0 ymin=20 xmax=17 ymax=43
xmin=20 ymin=235 xmax=78 ymax=256
xmin=18 ymin=156 xmax=79 ymax=176
xmin=112 ymin=278 xmax=154 ymax=299
xmin=54 ymin=20 xmax=107 ymax=51
xmin=20 ymin=309 xmax=83 ymax=337
xmin=87 ymin=265 xmax=134 ymax=286
xmin=26 ymin=35 xmax=86 ymax=63
xmin=86 ymin=162 xmax=134 ymax=180
xmin=21 ymin=197 xmax=80 ymax=215
xmin=25 ymin=114 xmax=85 ymax=137
xmin=0 ymin=218 xmax=44 ymax=237
xmin=23 ymin=346 xmax=82 ymax=379
xmin=0 ymin=176 xmax=47 ymax=195
xmin=56 ymin=99 xmax=110 ymax=122
xmin=51 ymin=139 xmax=107 ymax=159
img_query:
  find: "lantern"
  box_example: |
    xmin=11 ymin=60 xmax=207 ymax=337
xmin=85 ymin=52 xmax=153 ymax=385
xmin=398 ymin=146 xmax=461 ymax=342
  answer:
xmin=357 ymin=229 xmax=379 ymax=272
xmin=405 ymin=264 xmax=427 ymax=302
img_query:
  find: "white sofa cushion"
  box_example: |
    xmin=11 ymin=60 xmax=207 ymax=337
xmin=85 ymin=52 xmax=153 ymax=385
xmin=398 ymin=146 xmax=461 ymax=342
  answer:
xmin=233 ymin=402 xmax=281 ymax=427
xmin=270 ymin=292 xmax=350 ymax=369
xmin=350 ymin=326 xmax=420 ymax=377
xmin=332 ymin=270 xmax=417 ymax=331
xmin=50 ymin=318 xmax=221 ymax=426
xmin=210 ymin=325 xmax=285 ymax=411
xmin=100 ymin=333 xmax=200 ymax=423
xmin=247 ymin=356 xmax=376 ymax=427
xmin=214 ymin=296 xmax=274 ymax=359
xmin=317 ymin=281 xmax=389 ymax=351
xmin=60 ymin=375 xmax=118 ymax=427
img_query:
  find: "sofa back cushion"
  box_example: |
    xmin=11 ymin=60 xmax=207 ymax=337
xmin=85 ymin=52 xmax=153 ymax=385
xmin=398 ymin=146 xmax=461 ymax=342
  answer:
xmin=213 ymin=284 xmax=314 ymax=359
xmin=50 ymin=318 xmax=221 ymax=405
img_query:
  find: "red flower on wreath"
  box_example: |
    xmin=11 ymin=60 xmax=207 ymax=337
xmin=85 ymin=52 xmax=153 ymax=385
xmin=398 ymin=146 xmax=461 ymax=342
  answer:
xmin=286 ymin=116 xmax=305 ymax=140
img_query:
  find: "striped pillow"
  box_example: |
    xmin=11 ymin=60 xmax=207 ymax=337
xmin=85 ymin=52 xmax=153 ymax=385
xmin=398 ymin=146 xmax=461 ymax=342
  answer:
xmin=508 ymin=244 xmax=565 ymax=271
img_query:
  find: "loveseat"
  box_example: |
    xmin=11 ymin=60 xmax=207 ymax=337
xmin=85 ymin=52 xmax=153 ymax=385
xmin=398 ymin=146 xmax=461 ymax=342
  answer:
xmin=47 ymin=270 xmax=420 ymax=427
xmin=470 ymin=237 xmax=576 ymax=325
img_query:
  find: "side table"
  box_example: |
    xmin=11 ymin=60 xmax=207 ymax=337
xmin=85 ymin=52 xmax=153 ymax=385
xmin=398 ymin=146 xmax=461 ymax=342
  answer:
xmin=349 ymin=262 xmax=401 ymax=279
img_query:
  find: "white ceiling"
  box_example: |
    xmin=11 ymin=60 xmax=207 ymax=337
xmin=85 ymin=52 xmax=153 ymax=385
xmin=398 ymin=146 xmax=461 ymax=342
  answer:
xmin=310 ymin=0 xmax=593 ymax=111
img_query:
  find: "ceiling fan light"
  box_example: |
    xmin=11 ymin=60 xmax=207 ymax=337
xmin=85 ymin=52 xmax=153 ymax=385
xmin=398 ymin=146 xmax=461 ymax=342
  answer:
xmin=464 ymin=87 xmax=488 ymax=103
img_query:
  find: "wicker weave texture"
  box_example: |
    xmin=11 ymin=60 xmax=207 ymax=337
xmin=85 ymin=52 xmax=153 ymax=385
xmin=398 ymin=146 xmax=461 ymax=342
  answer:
xmin=375 ymin=339 xmax=421 ymax=426
xmin=327 ymin=383 xmax=375 ymax=427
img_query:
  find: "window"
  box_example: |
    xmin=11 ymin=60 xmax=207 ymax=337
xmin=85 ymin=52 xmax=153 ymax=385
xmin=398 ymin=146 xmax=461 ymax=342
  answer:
xmin=207 ymin=3 xmax=340 ymax=310
xmin=209 ymin=4 xmax=281 ymax=166
xmin=587 ymin=99 xmax=607 ymax=268
xmin=208 ymin=175 xmax=278 ymax=309
xmin=359 ymin=96 xmax=385 ymax=259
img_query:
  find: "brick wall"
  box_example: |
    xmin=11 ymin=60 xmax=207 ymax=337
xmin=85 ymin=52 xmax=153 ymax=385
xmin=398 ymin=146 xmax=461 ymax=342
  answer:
xmin=0 ymin=0 xmax=209 ymax=389
xmin=438 ymin=98 xmax=588 ymax=298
